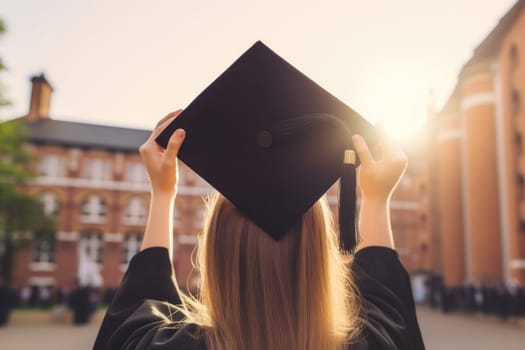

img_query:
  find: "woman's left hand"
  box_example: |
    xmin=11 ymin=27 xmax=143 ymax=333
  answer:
xmin=139 ymin=110 xmax=186 ymax=195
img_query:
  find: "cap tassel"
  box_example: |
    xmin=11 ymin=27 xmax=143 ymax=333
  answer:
xmin=339 ymin=150 xmax=359 ymax=254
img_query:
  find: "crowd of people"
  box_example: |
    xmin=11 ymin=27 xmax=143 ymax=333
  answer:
xmin=424 ymin=274 xmax=525 ymax=320
xmin=0 ymin=278 xmax=117 ymax=326
xmin=3 ymin=273 xmax=525 ymax=328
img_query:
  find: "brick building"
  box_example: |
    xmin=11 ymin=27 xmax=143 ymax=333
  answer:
xmin=7 ymin=73 xmax=429 ymax=294
xmin=430 ymin=0 xmax=525 ymax=287
xmin=10 ymin=74 xmax=212 ymax=292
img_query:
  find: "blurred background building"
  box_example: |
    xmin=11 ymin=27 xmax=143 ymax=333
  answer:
xmin=8 ymin=0 xmax=525 ymax=295
xmin=429 ymin=0 xmax=525 ymax=287
xmin=12 ymin=75 xmax=212 ymax=292
xmin=10 ymin=74 xmax=429 ymax=294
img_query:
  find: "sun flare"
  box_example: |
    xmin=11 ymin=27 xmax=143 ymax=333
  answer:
xmin=365 ymin=69 xmax=429 ymax=142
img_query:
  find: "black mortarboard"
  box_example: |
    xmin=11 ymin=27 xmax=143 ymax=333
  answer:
xmin=156 ymin=41 xmax=378 ymax=254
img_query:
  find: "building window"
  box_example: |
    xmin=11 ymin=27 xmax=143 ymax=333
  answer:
xmin=519 ymin=220 xmax=525 ymax=233
xmin=38 ymin=155 xmax=65 ymax=178
xmin=510 ymin=45 xmax=518 ymax=70
xmin=195 ymin=206 xmax=205 ymax=229
xmin=121 ymin=232 xmax=142 ymax=266
xmin=32 ymin=238 xmax=55 ymax=264
xmin=123 ymin=197 xmax=147 ymax=225
xmin=518 ymin=175 xmax=525 ymax=202
xmin=516 ymin=132 xmax=523 ymax=156
xmin=512 ymin=89 xmax=521 ymax=116
xmin=79 ymin=232 xmax=104 ymax=264
xmin=173 ymin=202 xmax=182 ymax=227
xmin=39 ymin=192 xmax=59 ymax=216
xmin=126 ymin=163 xmax=148 ymax=184
xmin=83 ymin=158 xmax=111 ymax=181
xmin=80 ymin=195 xmax=107 ymax=223
xmin=185 ymin=169 xmax=209 ymax=187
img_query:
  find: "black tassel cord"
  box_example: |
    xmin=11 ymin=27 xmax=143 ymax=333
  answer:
xmin=339 ymin=150 xmax=359 ymax=254
xmin=270 ymin=114 xmax=360 ymax=253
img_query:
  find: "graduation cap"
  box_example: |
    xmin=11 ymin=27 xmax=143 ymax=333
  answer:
xmin=156 ymin=41 xmax=378 ymax=254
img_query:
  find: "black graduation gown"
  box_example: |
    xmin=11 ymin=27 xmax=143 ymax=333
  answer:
xmin=94 ymin=247 xmax=425 ymax=349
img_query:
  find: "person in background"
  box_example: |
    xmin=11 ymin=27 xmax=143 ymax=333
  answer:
xmin=0 ymin=277 xmax=15 ymax=326
xmin=68 ymin=279 xmax=90 ymax=325
xmin=19 ymin=285 xmax=31 ymax=307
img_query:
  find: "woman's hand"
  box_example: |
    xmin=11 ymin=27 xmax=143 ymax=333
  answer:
xmin=352 ymin=134 xmax=407 ymax=202
xmin=352 ymin=134 xmax=406 ymax=250
xmin=139 ymin=110 xmax=186 ymax=196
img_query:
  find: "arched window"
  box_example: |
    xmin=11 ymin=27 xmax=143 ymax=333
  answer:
xmin=123 ymin=197 xmax=147 ymax=225
xmin=80 ymin=195 xmax=107 ymax=223
xmin=79 ymin=232 xmax=104 ymax=264
xmin=39 ymin=192 xmax=60 ymax=216
xmin=121 ymin=232 xmax=143 ymax=266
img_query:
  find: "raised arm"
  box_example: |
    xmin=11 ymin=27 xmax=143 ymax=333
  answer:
xmin=352 ymin=134 xmax=407 ymax=251
xmin=350 ymin=135 xmax=425 ymax=349
xmin=139 ymin=110 xmax=186 ymax=258
xmin=93 ymin=112 xmax=187 ymax=350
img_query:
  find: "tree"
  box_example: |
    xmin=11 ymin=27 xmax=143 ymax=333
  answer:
xmin=0 ymin=119 xmax=56 ymax=283
xmin=0 ymin=18 xmax=10 ymax=110
xmin=0 ymin=18 xmax=56 ymax=283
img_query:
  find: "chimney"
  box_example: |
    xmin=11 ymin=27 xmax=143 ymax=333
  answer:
xmin=26 ymin=73 xmax=53 ymax=122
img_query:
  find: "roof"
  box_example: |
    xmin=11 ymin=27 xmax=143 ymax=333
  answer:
xmin=462 ymin=0 xmax=525 ymax=68
xmin=441 ymin=0 xmax=524 ymax=115
xmin=23 ymin=118 xmax=150 ymax=152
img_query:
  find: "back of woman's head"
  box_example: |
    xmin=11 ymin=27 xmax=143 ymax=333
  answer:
xmin=183 ymin=193 xmax=360 ymax=350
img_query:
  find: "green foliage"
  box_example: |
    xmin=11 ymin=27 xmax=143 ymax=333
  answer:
xmin=0 ymin=120 xmax=33 ymax=185
xmin=0 ymin=120 xmax=56 ymax=281
xmin=0 ymin=47 xmax=56 ymax=281
xmin=0 ymin=17 xmax=10 ymax=110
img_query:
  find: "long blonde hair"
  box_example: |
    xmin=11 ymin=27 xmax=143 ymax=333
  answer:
xmin=178 ymin=193 xmax=361 ymax=350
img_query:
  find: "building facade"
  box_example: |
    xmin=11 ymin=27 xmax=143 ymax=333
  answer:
xmin=431 ymin=0 xmax=525 ymax=286
xmin=10 ymin=75 xmax=212 ymax=292
xmin=8 ymin=73 xmax=429 ymax=293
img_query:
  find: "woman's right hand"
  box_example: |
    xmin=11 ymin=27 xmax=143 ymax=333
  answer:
xmin=352 ymin=134 xmax=407 ymax=202
xmin=139 ymin=110 xmax=186 ymax=196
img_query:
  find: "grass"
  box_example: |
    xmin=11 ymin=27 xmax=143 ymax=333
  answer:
xmin=8 ymin=308 xmax=106 ymax=326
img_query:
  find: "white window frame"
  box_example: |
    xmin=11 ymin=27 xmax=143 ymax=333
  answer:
xmin=121 ymin=232 xmax=143 ymax=270
xmin=31 ymin=237 xmax=56 ymax=271
xmin=39 ymin=192 xmax=60 ymax=216
xmin=79 ymin=232 xmax=104 ymax=264
xmin=83 ymin=158 xmax=111 ymax=181
xmin=123 ymin=197 xmax=147 ymax=225
xmin=80 ymin=195 xmax=107 ymax=224
xmin=125 ymin=162 xmax=148 ymax=184
xmin=38 ymin=154 xmax=66 ymax=178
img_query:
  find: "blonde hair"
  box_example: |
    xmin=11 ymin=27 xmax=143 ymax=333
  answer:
xmin=178 ymin=192 xmax=361 ymax=350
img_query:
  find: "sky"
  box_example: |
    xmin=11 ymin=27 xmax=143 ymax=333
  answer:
xmin=0 ymin=0 xmax=519 ymax=140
